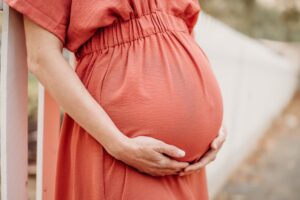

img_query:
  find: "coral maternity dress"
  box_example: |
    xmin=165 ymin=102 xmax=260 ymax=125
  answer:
xmin=6 ymin=0 xmax=224 ymax=199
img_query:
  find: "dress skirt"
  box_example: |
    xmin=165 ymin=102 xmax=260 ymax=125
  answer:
xmin=55 ymin=11 xmax=224 ymax=200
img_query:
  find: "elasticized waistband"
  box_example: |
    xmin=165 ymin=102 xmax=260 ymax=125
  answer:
xmin=74 ymin=11 xmax=189 ymax=58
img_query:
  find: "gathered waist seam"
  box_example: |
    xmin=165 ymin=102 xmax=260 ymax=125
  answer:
xmin=75 ymin=11 xmax=190 ymax=59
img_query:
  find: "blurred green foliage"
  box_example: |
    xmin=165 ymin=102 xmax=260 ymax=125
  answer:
xmin=199 ymin=0 xmax=300 ymax=42
xmin=28 ymin=74 xmax=64 ymax=132
xmin=28 ymin=74 xmax=38 ymax=133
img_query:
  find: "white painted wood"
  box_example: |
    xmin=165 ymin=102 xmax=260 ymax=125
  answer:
xmin=36 ymin=85 xmax=45 ymax=200
xmin=36 ymin=84 xmax=61 ymax=200
xmin=0 ymin=4 xmax=28 ymax=200
xmin=194 ymin=12 xmax=299 ymax=199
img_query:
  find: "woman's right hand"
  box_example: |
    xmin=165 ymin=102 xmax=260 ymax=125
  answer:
xmin=106 ymin=135 xmax=190 ymax=177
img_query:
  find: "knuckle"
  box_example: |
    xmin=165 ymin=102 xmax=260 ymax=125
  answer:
xmin=165 ymin=160 xmax=178 ymax=169
xmin=156 ymin=140 xmax=165 ymax=146
xmin=171 ymin=162 xmax=182 ymax=170
xmin=157 ymin=159 xmax=167 ymax=168
xmin=133 ymin=146 xmax=143 ymax=156
xmin=154 ymin=143 xmax=166 ymax=151
xmin=169 ymin=164 xmax=179 ymax=170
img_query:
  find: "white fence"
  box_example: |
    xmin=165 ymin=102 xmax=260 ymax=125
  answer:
xmin=1 ymin=4 xmax=68 ymax=200
xmin=194 ymin=13 xmax=300 ymax=198
xmin=1 ymin=4 xmax=29 ymax=200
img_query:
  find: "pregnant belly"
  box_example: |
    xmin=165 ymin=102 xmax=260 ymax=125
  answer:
xmin=84 ymin=33 xmax=224 ymax=163
xmin=94 ymin=53 xmax=223 ymax=163
xmin=101 ymin=86 xmax=223 ymax=163
xmin=101 ymin=87 xmax=223 ymax=163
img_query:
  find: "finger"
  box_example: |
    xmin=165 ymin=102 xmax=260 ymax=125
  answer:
xmin=211 ymin=137 xmax=223 ymax=150
xmin=182 ymin=161 xmax=203 ymax=173
xmin=150 ymin=167 xmax=182 ymax=176
xmin=184 ymin=149 xmax=217 ymax=172
xmin=153 ymin=154 xmax=189 ymax=170
xmin=179 ymin=168 xmax=203 ymax=176
xmin=192 ymin=150 xmax=217 ymax=169
xmin=161 ymin=157 xmax=190 ymax=170
xmin=160 ymin=168 xmax=183 ymax=176
xmin=211 ymin=129 xmax=226 ymax=150
xmin=131 ymin=162 xmax=177 ymax=177
xmin=154 ymin=142 xmax=186 ymax=158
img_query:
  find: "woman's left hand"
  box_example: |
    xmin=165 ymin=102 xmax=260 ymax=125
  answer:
xmin=179 ymin=124 xmax=228 ymax=176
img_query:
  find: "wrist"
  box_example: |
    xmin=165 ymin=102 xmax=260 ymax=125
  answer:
xmin=103 ymin=131 xmax=131 ymax=159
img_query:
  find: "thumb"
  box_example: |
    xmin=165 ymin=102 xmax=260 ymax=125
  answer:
xmin=155 ymin=142 xmax=186 ymax=158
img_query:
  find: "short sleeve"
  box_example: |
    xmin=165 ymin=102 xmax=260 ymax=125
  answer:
xmin=182 ymin=0 xmax=201 ymax=35
xmin=4 ymin=0 xmax=71 ymax=45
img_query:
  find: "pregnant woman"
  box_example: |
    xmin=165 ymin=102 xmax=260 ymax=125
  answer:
xmin=6 ymin=0 xmax=228 ymax=199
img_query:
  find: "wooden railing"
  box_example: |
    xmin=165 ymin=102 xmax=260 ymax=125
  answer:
xmin=1 ymin=3 xmax=29 ymax=200
xmin=0 ymin=2 xmax=75 ymax=200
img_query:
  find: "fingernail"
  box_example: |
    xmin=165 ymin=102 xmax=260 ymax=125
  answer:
xmin=177 ymin=149 xmax=185 ymax=157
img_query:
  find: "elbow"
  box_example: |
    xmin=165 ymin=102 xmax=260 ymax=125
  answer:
xmin=26 ymin=48 xmax=60 ymax=74
xmin=26 ymin=50 xmax=46 ymax=74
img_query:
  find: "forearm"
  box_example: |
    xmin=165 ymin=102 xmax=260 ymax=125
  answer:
xmin=28 ymin=49 xmax=128 ymax=153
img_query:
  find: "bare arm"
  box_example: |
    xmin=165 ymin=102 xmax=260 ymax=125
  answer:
xmin=23 ymin=16 xmax=189 ymax=176
xmin=23 ymin=16 xmax=126 ymax=153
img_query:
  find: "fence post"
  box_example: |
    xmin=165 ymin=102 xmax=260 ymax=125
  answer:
xmin=1 ymin=3 xmax=28 ymax=200
xmin=36 ymin=86 xmax=61 ymax=200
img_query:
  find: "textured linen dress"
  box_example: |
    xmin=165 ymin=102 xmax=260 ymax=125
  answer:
xmin=6 ymin=0 xmax=224 ymax=199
